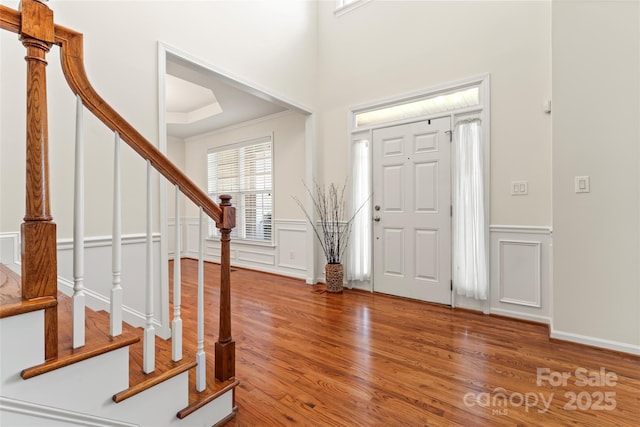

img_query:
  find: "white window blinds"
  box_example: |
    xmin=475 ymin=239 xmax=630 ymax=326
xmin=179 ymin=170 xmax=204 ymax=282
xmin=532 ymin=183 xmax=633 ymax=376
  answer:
xmin=207 ymin=136 xmax=273 ymax=242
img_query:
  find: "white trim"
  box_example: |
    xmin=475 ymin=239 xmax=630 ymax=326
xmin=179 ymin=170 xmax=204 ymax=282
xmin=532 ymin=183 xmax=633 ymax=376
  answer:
xmin=350 ymin=74 xmax=490 ymax=130
xmin=490 ymin=225 xmax=552 ymax=235
xmin=184 ymin=110 xmax=295 ymax=143
xmin=0 ymin=396 xmax=139 ymax=427
xmin=57 ymin=233 xmax=161 ymax=250
xmin=305 ymin=114 xmax=317 ymax=284
xmin=157 ymin=41 xmax=316 ymax=285
xmin=490 ymin=309 xmax=551 ymax=325
xmin=335 ymin=0 xmax=372 ymax=17
xmin=157 ymin=42 xmax=313 ymax=116
xmin=489 ymin=225 xmax=551 ymax=323
xmin=351 ymin=74 xmax=491 ymax=307
xmin=156 ymin=41 xmax=171 ymax=370
xmin=550 ymin=322 xmax=640 ymax=356
xmin=498 ymin=239 xmax=541 ymax=308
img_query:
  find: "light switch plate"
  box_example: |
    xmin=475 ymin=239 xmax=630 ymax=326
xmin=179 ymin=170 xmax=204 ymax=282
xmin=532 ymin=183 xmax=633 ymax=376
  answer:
xmin=575 ymin=176 xmax=590 ymax=193
xmin=511 ymin=181 xmax=528 ymax=195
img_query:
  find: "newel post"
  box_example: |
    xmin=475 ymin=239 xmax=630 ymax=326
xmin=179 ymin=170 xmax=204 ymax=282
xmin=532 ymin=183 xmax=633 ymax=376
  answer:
xmin=215 ymin=195 xmax=236 ymax=381
xmin=19 ymin=0 xmax=58 ymax=360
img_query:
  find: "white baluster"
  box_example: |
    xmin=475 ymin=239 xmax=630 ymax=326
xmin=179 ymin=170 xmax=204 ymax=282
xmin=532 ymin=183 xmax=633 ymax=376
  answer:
xmin=171 ymin=185 xmax=182 ymax=361
xmin=72 ymin=95 xmax=85 ymax=348
xmin=196 ymin=207 xmax=206 ymax=391
xmin=143 ymin=161 xmax=155 ymax=373
xmin=110 ymin=132 xmax=123 ymax=337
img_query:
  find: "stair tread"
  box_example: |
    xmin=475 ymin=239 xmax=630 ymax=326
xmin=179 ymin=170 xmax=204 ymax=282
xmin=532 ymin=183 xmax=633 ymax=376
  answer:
xmin=0 ymin=264 xmax=57 ymax=319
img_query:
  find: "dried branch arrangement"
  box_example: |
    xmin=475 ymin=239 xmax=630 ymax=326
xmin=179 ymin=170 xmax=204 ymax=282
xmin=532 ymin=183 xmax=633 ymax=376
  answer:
xmin=294 ymin=181 xmax=369 ymax=264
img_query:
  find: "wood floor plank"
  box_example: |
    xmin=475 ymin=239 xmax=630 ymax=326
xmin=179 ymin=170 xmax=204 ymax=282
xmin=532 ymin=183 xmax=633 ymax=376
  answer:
xmin=171 ymin=259 xmax=640 ymax=427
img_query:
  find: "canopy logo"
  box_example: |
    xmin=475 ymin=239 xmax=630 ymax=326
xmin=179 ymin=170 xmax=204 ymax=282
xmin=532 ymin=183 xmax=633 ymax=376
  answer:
xmin=463 ymin=367 xmax=618 ymax=416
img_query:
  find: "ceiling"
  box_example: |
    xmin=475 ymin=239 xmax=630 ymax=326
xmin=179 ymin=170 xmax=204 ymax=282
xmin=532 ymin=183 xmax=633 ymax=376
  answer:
xmin=165 ymin=54 xmax=289 ymax=140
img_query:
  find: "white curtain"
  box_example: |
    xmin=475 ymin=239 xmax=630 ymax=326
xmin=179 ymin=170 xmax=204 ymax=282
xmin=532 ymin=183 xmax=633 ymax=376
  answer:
xmin=452 ymin=119 xmax=488 ymax=300
xmin=348 ymin=138 xmax=371 ymax=282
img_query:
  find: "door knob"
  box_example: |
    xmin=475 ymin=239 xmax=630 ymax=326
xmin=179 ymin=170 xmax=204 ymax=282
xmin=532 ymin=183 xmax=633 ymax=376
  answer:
xmin=373 ymin=216 xmax=381 ymax=222
xmin=374 ymin=205 xmax=381 ymax=211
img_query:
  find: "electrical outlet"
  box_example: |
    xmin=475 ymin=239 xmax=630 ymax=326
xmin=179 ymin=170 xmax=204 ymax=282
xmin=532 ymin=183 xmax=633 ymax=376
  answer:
xmin=290 ymin=251 xmax=295 ymax=260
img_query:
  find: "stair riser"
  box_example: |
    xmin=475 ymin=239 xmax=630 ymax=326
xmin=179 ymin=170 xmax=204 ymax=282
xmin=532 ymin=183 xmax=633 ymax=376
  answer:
xmin=1 ymin=311 xmax=45 ymax=384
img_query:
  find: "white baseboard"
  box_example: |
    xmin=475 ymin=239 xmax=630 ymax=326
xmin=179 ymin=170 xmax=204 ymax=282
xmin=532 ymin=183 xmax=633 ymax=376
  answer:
xmin=550 ymin=324 xmax=640 ymax=356
xmin=490 ymin=308 xmax=550 ymax=325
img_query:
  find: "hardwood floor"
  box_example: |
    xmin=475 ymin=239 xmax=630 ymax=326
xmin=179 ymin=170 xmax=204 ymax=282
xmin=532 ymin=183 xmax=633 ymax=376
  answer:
xmin=173 ymin=260 xmax=639 ymax=427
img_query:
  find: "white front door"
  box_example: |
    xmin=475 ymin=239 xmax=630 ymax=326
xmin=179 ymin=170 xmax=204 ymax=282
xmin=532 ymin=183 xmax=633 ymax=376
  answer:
xmin=372 ymin=118 xmax=451 ymax=305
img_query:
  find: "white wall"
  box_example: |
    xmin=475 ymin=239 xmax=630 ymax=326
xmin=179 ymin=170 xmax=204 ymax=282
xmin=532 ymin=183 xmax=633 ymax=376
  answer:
xmin=316 ymin=0 xmax=552 ymax=226
xmin=552 ymin=0 xmax=640 ymax=352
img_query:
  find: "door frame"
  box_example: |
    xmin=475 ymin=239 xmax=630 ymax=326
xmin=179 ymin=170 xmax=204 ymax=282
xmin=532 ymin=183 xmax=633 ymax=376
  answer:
xmin=157 ymin=42 xmax=317 ymax=337
xmin=346 ymin=74 xmax=491 ymax=309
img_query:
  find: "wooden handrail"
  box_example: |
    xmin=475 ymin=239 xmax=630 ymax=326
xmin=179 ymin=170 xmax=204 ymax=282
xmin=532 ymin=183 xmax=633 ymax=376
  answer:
xmin=1 ymin=3 xmax=223 ymax=223
xmin=0 ymin=4 xmax=20 ymax=32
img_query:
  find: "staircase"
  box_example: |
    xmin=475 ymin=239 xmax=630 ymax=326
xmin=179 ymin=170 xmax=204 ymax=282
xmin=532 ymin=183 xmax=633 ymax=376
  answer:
xmin=1 ymin=263 xmax=237 ymax=426
xmin=1 ymin=1 xmax=238 ymax=425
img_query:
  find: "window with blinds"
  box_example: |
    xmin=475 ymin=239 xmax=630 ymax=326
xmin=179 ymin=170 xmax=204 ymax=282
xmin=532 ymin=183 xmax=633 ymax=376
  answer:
xmin=207 ymin=136 xmax=273 ymax=243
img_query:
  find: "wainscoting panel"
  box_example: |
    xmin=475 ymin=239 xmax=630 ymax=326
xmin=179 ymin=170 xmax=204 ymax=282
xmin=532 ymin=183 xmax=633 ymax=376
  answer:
xmin=175 ymin=218 xmax=307 ymax=279
xmin=56 ymin=234 xmax=166 ymax=336
xmin=0 ymin=232 xmax=20 ymax=264
xmin=490 ymin=226 xmax=552 ymax=324
xmin=166 ymin=218 xmax=185 ymax=258
xmin=275 ymin=222 xmax=307 ymax=272
xmin=499 ymin=240 xmax=541 ymax=307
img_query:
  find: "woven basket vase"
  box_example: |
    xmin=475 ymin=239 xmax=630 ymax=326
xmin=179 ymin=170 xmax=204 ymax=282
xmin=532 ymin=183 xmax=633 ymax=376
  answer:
xmin=325 ymin=263 xmax=344 ymax=293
